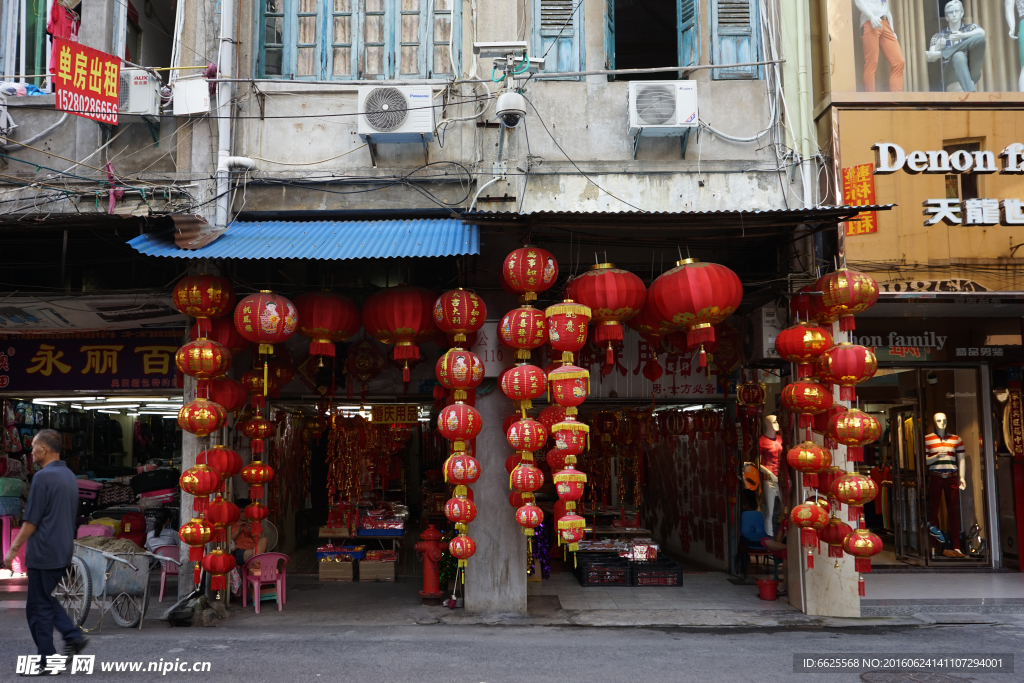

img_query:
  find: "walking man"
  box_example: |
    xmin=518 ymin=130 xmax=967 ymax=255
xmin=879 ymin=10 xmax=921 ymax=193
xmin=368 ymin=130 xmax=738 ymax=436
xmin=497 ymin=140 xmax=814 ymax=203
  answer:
xmin=3 ymin=429 xmax=87 ymax=674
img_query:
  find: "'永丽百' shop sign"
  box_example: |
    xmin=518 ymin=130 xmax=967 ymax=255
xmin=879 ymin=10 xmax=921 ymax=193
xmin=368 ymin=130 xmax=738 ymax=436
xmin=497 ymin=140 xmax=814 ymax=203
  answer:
xmin=872 ymin=142 xmax=1024 ymax=227
xmin=0 ymin=331 xmax=180 ymax=391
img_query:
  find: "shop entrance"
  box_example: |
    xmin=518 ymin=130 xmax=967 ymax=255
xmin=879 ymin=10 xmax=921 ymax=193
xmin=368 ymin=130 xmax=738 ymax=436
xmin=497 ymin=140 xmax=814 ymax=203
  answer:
xmin=861 ymin=367 xmax=992 ymax=568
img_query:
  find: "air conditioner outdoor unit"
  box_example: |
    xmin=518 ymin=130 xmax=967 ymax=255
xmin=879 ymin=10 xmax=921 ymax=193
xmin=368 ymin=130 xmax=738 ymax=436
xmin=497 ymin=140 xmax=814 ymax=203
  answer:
xmin=118 ymin=68 xmax=161 ymax=117
xmin=742 ymin=304 xmax=784 ymax=364
xmin=357 ymin=85 xmax=435 ymax=142
xmin=626 ymin=80 xmax=698 ymax=138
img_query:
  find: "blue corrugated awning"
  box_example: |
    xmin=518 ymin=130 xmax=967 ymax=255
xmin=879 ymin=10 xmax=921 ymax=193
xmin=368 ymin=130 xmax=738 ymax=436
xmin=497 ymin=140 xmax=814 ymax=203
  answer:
xmin=128 ymin=218 xmax=479 ymax=259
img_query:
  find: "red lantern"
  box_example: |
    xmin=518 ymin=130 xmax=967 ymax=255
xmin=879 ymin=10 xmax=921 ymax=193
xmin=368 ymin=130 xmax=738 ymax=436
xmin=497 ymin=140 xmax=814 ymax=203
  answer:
xmin=267 ymin=359 xmax=295 ymax=390
xmin=510 ymin=462 xmax=544 ymax=492
xmin=817 ymin=343 xmax=877 ymax=402
xmin=820 ymin=517 xmax=853 ymax=559
xmin=735 ymin=381 xmax=768 ymax=417
xmin=775 ymin=322 xmax=834 ymax=379
xmin=693 ymin=408 xmax=721 ymax=441
xmin=433 ymin=289 xmax=486 ymax=346
xmin=240 ymin=369 xmax=280 ymax=400
xmin=176 ymin=339 xmax=232 ymax=380
xmin=516 ymin=502 xmax=544 ymax=536
xmin=647 ymin=259 xmax=743 ymax=367
xmin=500 ymin=363 xmax=547 ymax=413
xmin=205 ymin=494 xmax=240 ymax=543
xmin=813 ymin=404 xmax=847 ymax=442
xmin=545 ymin=448 xmax=568 ymax=471
xmin=179 ymin=464 xmax=222 ymax=515
xmin=505 ymin=452 xmax=524 ymax=475
xmin=172 ymin=274 xmax=236 ymax=337
xmin=179 ymin=517 xmax=213 ymax=583
xmin=552 ymin=420 xmax=589 ymax=455
xmin=548 ymin=364 xmax=589 ymax=410
xmin=538 ymin=405 xmax=568 ymax=433
xmin=503 ymin=246 xmax=558 ymax=301
xmin=500 ymin=306 xmax=547 ymax=361
xmin=842 ymin=528 xmax=883 ymax=594
xmin=554 ymin=465 xmax=587 ymax=510
xmin=659 ymin=410 xmax=687 ymax=437
xmin=570 ymin=264 xmax=646 ymax=366
xmin=436 ymin=349 xmax=484 ymax=402
xmin=817 ymin=269 xmax=879 ymax=332
xmin=241 ymin=460 xmax=275 ymax=500
xmin=545 ymin=300 xmax=592 ymax=364
xmin=827 ymin=408 xmax=881 ymax=462
xmin=200 ymin=548 xmax=237 ymax=592
xmin=557 ymin=513 xmax=586 ymax=551
xmin=177 ymin=398 xmax=227 ymax=437
xmin=790 ymin=503 xmax=829 ymax=568
xmin=243 ymin=500 xmax=270 ymax=539
xmin=509 ymin=490 xmax=533 ymax=507
xmin=233 ymin=290 xmax=298 ymax=355
xmin=786 ymin=441 xmax=832 ymax=489
xmin=506 ymin=418 xmax=548 ymax=452
xmin=191 ymin=317 xmax=248 ymax=355
xmin=444 ymin=453 xmax=481 ymax=485
xmin=831 ymin=472 xmax=878 ymax=523
xmin=362 ymin=285 xmax=437 ymax=379
xmin=197 ymin=446 xmax=243 ymax=483
xmin=449 ymin=534 xmax=477 ymax=567
xmin=445 ymin=495 xmax=477 ymax=533
xmin=438 ymin=403 xmax=483 ymax=451
xmin=294 ymin=291 xmax=360 ymax=357
xmin=203 ymin=376 xmax=248 ymax=413
xmin=780 ymin=379 xmax=833 ymax=432
xmin=304 ymin=415 xmax=327 ymax=439
xmin=239 ymin=416 xmax=275 ymax=454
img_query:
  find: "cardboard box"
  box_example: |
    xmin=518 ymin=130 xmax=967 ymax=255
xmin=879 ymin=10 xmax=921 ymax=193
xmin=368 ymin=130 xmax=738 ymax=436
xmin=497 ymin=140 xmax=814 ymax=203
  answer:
xmin=319 ymin=560 xmax=354 ymax=582
xmin=359 ymin=561 xmax=395 ymax=582
xmin=319 ymin=525 xmax=355 ymax=539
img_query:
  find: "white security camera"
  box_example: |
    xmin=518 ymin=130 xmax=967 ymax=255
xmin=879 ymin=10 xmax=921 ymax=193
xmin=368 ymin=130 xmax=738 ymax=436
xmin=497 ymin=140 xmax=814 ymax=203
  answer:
xmin=473 ymin=41 xmax=529 ymax=59
xmin=496 ymin=92 xmax=527 ymax=128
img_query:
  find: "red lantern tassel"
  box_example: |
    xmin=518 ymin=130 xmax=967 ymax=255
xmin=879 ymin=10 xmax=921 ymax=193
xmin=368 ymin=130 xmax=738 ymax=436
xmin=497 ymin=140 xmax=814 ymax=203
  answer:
xmin=699 ymin=347 xmax=707 ymax=369
xmin=252 ymin=438 xmax=265 ymax=454
xmin=846 ymin=446 xmax=864 ymax=462
xmin=839 ymin=315 xmax=856 ymax=332
xmin=403 ymin=362 xmax=411 ymax=384
xmin=189 ymin=546 xmax=203 ymax=562
xmin=855 ymin=558 xmax=872 ymax=574
xmin=687 ymin=324 xmax=715 ymax=350
xmin=605 ymin=343 xmax=614 ymax=367
xmin=806 ymin=549 xmax=814 ymax=569
xmin=310 ymin=341 xmax=336 ymax=357
xmin=251 ymin=521 xmax=262 ymax=538
xmin=194 ymin=564 xmax=201 ymax=585
xmin=394 ymin=344 xmax=420 ymax=361
xmin=250 ymin=484 xmax=264 ymax=498
xmin=800 ymin=528 xmax=818 ymax=547
xmin=858 ymin=576 xmax=866 ymax=596
xmin=848 ymin=505 xmax=862 ymax=522
xmin=211 ymin=575 xmax=225 ymax=591
xmin=798 ymin=363 xmax=813 ymax=379
xmin=840 ymin=385 xmax=856 ymax=401
xmin=595 ymin=322 xmax=623 ymax=344
xmin=828 ymin=544 xmax=844 ymax=558
xmin=804 ymin=473 xmax=818 ymax=489
xmin=193 ymin=496 xmax=206 ymax=515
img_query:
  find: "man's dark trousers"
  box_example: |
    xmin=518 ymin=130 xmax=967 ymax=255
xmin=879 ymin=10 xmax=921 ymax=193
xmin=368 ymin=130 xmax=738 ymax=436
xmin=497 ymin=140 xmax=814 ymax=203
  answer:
xmin=27 ymin=567 xmax=83 ymax=656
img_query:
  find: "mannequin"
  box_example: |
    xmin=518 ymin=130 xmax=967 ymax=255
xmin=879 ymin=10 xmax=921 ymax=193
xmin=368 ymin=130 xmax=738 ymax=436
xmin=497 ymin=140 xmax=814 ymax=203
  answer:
xmin=758 ymin=414 xmax=783 ymax=535
xmin=1008 ymin=0 xmax=1024 ymax=95
xmin=855 ymin=0 xmax=905 ymax=92
xmin=924 ymin=412 xmax=967 ymax=558
xmin=927 ymin=1 xmax=987 ymax=92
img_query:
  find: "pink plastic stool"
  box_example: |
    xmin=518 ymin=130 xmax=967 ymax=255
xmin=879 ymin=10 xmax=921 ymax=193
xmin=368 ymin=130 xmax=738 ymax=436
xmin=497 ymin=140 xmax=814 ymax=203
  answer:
xmin=241 ymin=552 xmax=289 ymax=613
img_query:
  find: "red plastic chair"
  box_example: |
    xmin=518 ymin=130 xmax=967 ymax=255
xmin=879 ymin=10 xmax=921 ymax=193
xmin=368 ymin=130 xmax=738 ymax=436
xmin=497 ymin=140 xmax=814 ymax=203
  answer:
xmin=241 ymin=552 xmax=288 ymax=613
xmin=154 ymin=545 xmax=179 ymax=602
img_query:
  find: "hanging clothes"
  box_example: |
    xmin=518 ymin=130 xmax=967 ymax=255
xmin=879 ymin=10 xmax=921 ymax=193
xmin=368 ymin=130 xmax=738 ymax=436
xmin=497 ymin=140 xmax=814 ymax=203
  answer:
xmin=46 ymin=1 xmax=81 ymax=76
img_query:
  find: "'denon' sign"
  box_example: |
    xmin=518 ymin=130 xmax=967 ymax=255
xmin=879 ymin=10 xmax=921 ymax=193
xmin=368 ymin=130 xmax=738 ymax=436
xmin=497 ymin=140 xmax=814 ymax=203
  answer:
xmin=52 ymin=37 xmax=120 ymax=125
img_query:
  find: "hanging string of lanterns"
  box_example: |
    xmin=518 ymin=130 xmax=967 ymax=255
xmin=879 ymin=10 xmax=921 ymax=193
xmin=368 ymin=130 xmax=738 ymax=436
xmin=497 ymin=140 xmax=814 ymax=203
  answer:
xmin=568 ymin=263 xmax=645 ymax=367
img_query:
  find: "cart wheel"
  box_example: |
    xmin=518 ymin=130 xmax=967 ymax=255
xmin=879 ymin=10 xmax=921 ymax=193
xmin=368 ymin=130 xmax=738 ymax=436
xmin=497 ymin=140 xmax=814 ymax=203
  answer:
xmin=110 ymin=591 xmax=149 ymax=628
xmin=54 ymin=557 xmax=92 ymax=627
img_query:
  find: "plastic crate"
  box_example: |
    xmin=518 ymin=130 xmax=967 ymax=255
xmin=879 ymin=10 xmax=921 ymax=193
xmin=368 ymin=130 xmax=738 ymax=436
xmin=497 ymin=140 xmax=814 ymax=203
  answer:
xmin=630 ymin=560 xmax=683 ymax=587
xmin=576 ymin=560 xmax=630 ymax=587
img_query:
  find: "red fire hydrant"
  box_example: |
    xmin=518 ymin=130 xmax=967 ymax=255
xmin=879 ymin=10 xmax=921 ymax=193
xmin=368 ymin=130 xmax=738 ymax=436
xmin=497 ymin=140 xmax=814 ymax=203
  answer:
xmin=415 ymin=524 xmax=445 ymax=605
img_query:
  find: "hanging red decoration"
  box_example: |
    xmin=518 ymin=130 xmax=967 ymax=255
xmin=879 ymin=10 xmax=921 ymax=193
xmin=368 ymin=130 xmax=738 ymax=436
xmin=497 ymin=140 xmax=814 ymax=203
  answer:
xmin=557 ymin=513 xmax=586 ymax=551
xmin=445 ymin=494 xmax=477 ymax=534
xmin=647 ymin=259 xmax=743 ymax=368
xmin=240 ymin=369 xmax=280 ymax=404
xmin=191 ymin=317 xmax=249 ymax=355
xmin=820 ymin=517 xmax=854 ymax=560
xmin=200 ymin=548 xmax=237 ymax=592
xmin=294 ymin=290 xmax=361 ymax=358
xmin=204 ymin=376 xmax=248 ymax=414
xmin=500 ymin=363 xmax=547 ymax=413
xmin=449 ymin=534 xmax=477 ymax=567
xmin=790 ymin=285 xmax=816 ymax=323
xmin=693 ymin=408 xmax=721 ymax=441
xmin=841 ymin=528 xmax=884 ymax=595
xmin=554 ymin=463 xmax=587 ymax=511
xmin=503 ymin=246 xmax=558 ymax=301
xmin=438 ymin=403 xmax=483 ymax=452
xmin=176 ymin=339 xmax=232 ymax=379
xmin=178 ymin=517 xmax=213 ymax=583
xmin=433 ymin=288 xmax=487 ymax=346
xmin=516 ymin=502 xmax=544 ymax=536
xmin=659 ymin=410 xmax=688 ymax=436
xmin=197 ymin=446 xmax=243 ymax=483
xmin=443 ymin=453 xmax=481 ymax=485
xmin=790 ymin=503 xmax=829 ymax=568
xmin=538 ymin=405 xmax=568 ymax=433
xmin=735 ymin=381 xmax=768 ymax=417
xmin=243 ymin=500 xmax=270 ymax=539
xmin=831 ymin=472 xmax=878 ymax=524
xmin=346 ymin=338 xmax=388 ymax=399
xmin=436 ymin=349 xmax=485 ymax=402
xmin=241 ymin=460 xmax=275 ymax=500
xmin=545 ymin=448 xmax=569 ymax=471
xmin=205 ymin=494 xmax=240 ymax=544
xmin=238 ymin=416 xmax=275 ymax=454
xmin=827 ymin=408 xmax=881 ymax=463
xmin=816 ymin=269 xmax=880 ymax=332
xmin=500 ymin=306 xmax=547 ymax=361
xmin=817 ymin=343 xmax=878 ymax=402
xmin=233 ymin=290 xmax=298 ymax=355
xmin=785 ymin=441 xmax=832 ymax=490
xmin=813 ymin=404 xmax=847 ymax=447
xmin=510 ymin=462 xmax=545 ymax=493
xmin=179 ymin=464 xmax=222 ymax=515
xmin=626 ymin=303 xmax=670 ymax=382
xmin=361 ymin=285 xmax=437 ymax=381
xmin=544 ymin=300 xmax=592 ymax=364
xmin=505 ymin=452 xmax=525 ymax=475
xmin=177 ymin=398 xmax=227 ymax=437
xmin=570 ymin=264 xmax=646 ymax=366
xmin=506 ymin=418 xmax=548 ymax=453
xmin=548 ymin=364 xmax=589 ymax=411
xmin=775 ymin=322 xmax=834 ymax=379
xmin=780 ymin=379 xmax=833 ymax=432
xmin=551 ymin=420 xmax=589 ymax=456
xmin=172 ymin=274 xmax=236 ymax=338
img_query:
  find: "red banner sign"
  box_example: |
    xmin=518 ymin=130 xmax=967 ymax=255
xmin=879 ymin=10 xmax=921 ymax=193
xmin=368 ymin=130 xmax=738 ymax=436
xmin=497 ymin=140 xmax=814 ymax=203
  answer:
xmin=52 ymin=38 xmax=120 ymax=125
xmin=1010 ymin=390 xmax=1024 ymax=458
xmin=842 ymin=163 xmax=878 ymax=236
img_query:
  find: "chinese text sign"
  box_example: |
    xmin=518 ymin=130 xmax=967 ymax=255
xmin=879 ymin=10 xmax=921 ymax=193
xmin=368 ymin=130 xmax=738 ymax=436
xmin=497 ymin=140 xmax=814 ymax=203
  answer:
xmin=842 ymin=164 xmax=878 ymax=236
xmin=52 ymin=38 xmax=120 ymax=125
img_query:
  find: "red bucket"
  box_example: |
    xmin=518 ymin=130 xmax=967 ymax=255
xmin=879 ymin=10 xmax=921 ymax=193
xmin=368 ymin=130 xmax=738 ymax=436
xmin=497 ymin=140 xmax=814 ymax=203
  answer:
xmin=757 ymin=579 xmax=778 ymax=601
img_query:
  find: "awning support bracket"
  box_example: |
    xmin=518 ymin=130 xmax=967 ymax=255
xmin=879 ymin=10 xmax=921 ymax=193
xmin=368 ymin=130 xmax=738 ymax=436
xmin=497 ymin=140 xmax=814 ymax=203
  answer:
xmin=366 ymin=135 xmax=378 ymax=168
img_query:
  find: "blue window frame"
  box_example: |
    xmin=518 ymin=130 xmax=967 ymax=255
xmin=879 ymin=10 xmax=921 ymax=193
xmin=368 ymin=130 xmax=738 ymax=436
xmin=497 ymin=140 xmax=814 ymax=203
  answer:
xmin=531 ymin=0 xmax=585 ymax=80
xmin=710 ymin=0 xmax=761 ymax=80
xmin=258 ymin=0 xmax=461 ymax=80
xmin=602 ymin=0 xmax=698 ymax=79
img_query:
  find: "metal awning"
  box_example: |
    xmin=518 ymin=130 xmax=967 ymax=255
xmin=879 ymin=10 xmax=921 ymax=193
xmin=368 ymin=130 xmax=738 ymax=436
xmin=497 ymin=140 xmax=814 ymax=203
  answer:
xmin=127 ymin=218 xmax=479 ymax=259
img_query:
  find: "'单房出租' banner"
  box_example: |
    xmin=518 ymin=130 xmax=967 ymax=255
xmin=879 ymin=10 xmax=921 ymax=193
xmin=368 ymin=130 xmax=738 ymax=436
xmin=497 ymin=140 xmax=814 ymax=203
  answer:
xmin=51 ymin=38 xmax=120 ymax=125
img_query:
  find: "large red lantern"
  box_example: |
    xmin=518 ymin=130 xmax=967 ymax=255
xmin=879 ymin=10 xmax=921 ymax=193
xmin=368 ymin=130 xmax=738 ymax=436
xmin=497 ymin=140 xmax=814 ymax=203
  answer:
xmin=790 ymin=503 xmax=829 ymax=568
xmin=831 ymin=472 xmax=878 ymax=523
xmin=177 ymin=398 xmax=227 ymax=437
xmin=538 ymin=405 xmax=568 ymax=433
xmin=176 ymin=339 xmax=232 ymax=380
xmin=500 ymin=306 xmax=547 ymax=361
xmin=205 ymin=494 xmax=240 ymax=543
xmin=816 ymin=269 xmax=879 ymax=332
xmin=647 ymin=259 xmax=743 ymax=367
xmin=238 ymin=415 xmax=275 ymax=454
xmin=445 ymin=495 xmax=477 ymax=534
xmin=693 ymin=408 xmax=721 ymax=441
xmin=814 ymin=404 xmax=847 ymax=439
xmin=786 ymin=441 xmax=832 ymax=489
xmin=172 ymin=274 xmax=236 ymax=337
xmin=500 ymin=363 xmax=547 ymax=413
xmin=548 ymin=364 xmax=589 ymax=410
xmin=204 ymin=376 xmax=248 ymax=414
xmin=179 ymin=517 xmax=213 ymax=583
xmin=243 ymin=500 xmax=270 ymax=539
xmin=827 ymin=408 xmax=881 ymax=462
xmin=436 ymin=349 xmax=484 ymax=401
xmin=233 ymin=290 xmax=298 ymax=355
xmin=505 ymin=452 xmax=525 ymax=475
xmin=240 ymin=369 xmax=280 ymax=399
xmin=506 ymin=418 xmax=548 ymax=452
xmin=449 ymin=534 xmax=477 ymax=567
xmin=780 ymin=379 xmax=833 ymax=430
xmin=817 ymin=343 xmax=878 ymax=402
xmin=362 ymin=285 xmax=437 ymax=380
xmin=842 ymin=528 xmax=883 ymax=594
xmin=552 ymin=420 xmax=589 ymax=456
xmin=554 ymin=465 xmax=587 ymax=508
xmin=775 ymin=322 xmax=834 ymax=379
xmin=820 ymin=517 xmax=853 ymax=560
xmin=179 ymin=464 xmax=222 ymax=515
xmin=735 ymin=381 xmax=768 ymax=417
xmin=241 ymin=460 xmax=275 ymax=499
xmin=557 ymin=513 xmax=586 ymax=551
xmin=438 ymin=403 xmax=483 ymax=452
xmin=433 ymin=289 xmax=486 ymax=346
xmin=659 ymin=410 xmax=688 ymax=436
xmin=516 ymin=502 xmax=544 ymax=536
xmin=444 ymin=453 xmax=481 ymax=485
xmin=200 ymin=548 xmax=237 ymax=592
xmin=197 ymin=446 xmax=243 ymax=483
xmin=191 ymin=317 xmax=248 ymax=355
xmin=570 ymin=264 xmax=646 ymax=365
xmin=545 ymin=300 xmax=592 ymax=364
xmin=511 ymin=462 xmax=544 ymax=493
xmin=294 ymin=291 xmax=361 ymax=358
xmin=503 ymin=246 xmax=558 ymax=301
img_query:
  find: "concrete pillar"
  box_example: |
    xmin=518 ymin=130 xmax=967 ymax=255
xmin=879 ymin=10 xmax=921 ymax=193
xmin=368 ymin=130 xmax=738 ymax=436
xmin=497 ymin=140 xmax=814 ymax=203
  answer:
xmin=177 ymin=372 xmax=200 ymax=600
xmin=465 ymin=386 xmax=527 ymax=615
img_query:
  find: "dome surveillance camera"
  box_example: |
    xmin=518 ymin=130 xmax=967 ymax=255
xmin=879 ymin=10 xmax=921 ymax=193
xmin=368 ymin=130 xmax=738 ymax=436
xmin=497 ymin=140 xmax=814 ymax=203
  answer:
xmin=496 ymin=92 xmax=527 ymax=129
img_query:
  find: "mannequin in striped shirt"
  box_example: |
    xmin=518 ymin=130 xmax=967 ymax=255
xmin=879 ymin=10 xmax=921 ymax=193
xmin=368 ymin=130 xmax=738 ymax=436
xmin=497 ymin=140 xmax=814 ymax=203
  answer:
xmin=924 ymin=413 xmax=967 ymax=558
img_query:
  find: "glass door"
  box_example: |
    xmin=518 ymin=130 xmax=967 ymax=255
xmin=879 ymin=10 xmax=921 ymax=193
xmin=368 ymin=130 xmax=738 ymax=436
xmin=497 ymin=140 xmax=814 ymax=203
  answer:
xmin=889 ymin=403 xmax=924 ymax=563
